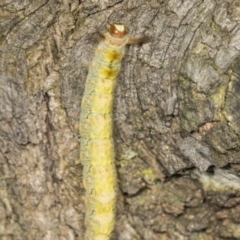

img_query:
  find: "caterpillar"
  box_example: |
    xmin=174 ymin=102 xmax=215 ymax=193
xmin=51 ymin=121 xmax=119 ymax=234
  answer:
xmin=80 ymin=23 xmax=147 ymax=240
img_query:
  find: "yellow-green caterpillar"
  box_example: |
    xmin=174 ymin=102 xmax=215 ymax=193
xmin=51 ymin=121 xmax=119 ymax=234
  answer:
xmin=80 ymin=24 xmax=147 ymax=240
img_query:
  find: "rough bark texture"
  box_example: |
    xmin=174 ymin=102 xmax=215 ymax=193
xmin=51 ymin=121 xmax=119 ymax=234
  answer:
xmin=1 ymin=0 xmax=240 ymax=239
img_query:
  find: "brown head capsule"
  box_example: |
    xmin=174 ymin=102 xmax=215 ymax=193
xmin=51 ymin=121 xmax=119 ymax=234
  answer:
xmin=108 ymin=24 xmax=126 ymax=38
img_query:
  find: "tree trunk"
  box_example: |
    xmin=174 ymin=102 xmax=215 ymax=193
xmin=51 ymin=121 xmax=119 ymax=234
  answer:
xmin=1 ymin=0 xmax=240 ymax=239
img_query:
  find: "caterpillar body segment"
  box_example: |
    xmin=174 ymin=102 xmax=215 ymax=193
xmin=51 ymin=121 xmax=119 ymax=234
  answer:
xmin=80 ymin=24 xmax=146 ymax=240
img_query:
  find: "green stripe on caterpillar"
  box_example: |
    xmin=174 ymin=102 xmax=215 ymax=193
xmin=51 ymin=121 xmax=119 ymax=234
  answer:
xmin=80 ymin=23 xmax=148 ymax=240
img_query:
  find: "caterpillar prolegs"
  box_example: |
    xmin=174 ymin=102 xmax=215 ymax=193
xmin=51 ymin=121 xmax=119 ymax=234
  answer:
xmin=80 ymin=24 xmax=147 ymax=240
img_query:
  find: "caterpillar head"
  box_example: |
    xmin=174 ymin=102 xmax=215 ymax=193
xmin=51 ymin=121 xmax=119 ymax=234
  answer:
xmin=108 ymin=24 xmax=126 ymax=38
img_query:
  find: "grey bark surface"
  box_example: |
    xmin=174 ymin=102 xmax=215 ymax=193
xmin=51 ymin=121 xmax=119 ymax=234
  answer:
xmin=1 ymin=0 xmax=240 ymax=239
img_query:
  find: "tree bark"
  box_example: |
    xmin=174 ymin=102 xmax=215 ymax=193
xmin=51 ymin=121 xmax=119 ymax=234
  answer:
xmin=1 ymin=0 xmax=240 ymax=239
